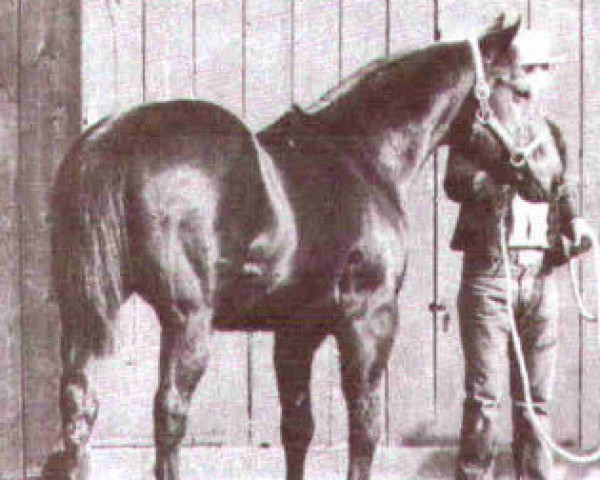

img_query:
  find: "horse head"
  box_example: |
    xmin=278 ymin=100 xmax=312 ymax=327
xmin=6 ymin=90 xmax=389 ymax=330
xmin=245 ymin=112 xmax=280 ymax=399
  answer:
xmin=447 ymin=16 xmax=564 ymax=202
xmin=437 ymin=14 xmax=523 ymax=148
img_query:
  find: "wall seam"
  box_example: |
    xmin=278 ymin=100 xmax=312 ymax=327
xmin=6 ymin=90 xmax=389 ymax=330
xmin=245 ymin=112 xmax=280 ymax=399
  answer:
xmin=17 ymin=0 xmax=26 ymax=476
xmin=578 ymin=0 xmax=585 ymax=449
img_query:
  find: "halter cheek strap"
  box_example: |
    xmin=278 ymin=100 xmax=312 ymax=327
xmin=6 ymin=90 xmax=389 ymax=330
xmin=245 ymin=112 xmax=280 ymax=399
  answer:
xmin=467 ymin=37 xmax=547 ymax=169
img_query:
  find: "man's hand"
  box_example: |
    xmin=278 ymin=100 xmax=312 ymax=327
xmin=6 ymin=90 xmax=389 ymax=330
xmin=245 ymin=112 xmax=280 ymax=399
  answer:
xmin=571 ymin=217 xmax=595 ymax=254
xmin=472 ymin=170 xmax=501 ymax=201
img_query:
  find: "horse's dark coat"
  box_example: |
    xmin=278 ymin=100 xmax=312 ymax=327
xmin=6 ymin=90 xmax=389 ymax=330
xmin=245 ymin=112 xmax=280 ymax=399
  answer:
xmin=46 ymin=18 xmax=520 ymax=480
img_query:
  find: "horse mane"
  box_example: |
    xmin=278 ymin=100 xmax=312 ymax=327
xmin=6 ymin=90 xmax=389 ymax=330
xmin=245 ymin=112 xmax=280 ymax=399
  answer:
xmin=306 ymin=42 xmax=458 ymax=116
xmin=303 ymin=57 xmax=392 ymax=115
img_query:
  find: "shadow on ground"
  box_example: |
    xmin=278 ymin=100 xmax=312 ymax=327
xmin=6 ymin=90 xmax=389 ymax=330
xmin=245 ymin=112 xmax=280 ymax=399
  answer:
xmin=416 ymin=446 xmax=600 ymax=480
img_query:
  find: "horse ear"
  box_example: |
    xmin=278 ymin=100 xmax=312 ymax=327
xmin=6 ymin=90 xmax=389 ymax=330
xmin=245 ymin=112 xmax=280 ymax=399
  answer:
xmin=479 ymin=13 xmax=521 ymax=64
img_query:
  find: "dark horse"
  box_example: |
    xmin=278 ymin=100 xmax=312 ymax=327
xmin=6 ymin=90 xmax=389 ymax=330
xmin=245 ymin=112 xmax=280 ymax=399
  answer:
xmin=44 ymin=17 xmax=520 ymax=480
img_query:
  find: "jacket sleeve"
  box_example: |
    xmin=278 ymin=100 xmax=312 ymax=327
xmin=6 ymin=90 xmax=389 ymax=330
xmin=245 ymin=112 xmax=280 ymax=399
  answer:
xmin=548 ymin=120 xmax=578 ymax=230
xmin=444 ymin=144 xmax=498 ymax=203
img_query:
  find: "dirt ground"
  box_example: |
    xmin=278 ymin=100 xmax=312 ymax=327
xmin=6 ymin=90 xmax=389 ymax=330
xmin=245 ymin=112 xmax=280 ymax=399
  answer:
xmin=46 ymin=445 xmax=600 ymax=480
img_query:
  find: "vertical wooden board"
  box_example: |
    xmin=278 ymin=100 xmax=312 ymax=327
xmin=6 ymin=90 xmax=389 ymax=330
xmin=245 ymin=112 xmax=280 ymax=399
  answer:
xmin=439 ymin=1 xmax=525 ymax=40
xmin=341 ymin=0 xmax=386 ymax=76
xmin=436 ymin=0 xmax=528 ymax=447
xmin=82 ymin=0 xmax=144 ymax=123
xmin=531 ymin=0 xmax=582 ymax=446
xmin=245 ymin=0 xmax=292 ymax=130
xmin=388 ymin=0 xmax=433 ymax=55
xmin=186 ymin=332 xmax=249 ymax=447
xmin=194 ymin=0 xmax=244 ymax=118
xmin=112 ymin=0 xmax=144 ymax=110
xmin=145 ymin=0 xmax=195 ymax=100
xmin=293 ymin=0 xmax=340 ymax=447
xmin=82 ymin=0 xmax=117 ymax=126
xmin=87 ymin=298 xmax=157 ymax=447
xmin=385 ymin=0 xmax=435 ymax=447
xmin=20 ymin=0 xmax=81 ymax=473
xmin=581 ymin=0 xmax=600 ymax=450
xmin=293 ymin=0 xmax=340 ymax=109
xmin=245 ymin=0 xmax=292 ymax=447
xmin=434 ymin=150 xmax=467 ymax=444
xmin=0 ymin=1 xmax=21 ymax=476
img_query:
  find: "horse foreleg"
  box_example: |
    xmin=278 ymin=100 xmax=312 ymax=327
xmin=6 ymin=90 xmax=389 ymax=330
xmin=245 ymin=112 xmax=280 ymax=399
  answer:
xmin=42 ymin=344 xmax=98 ymax=480
xmin=335 ymin=289 xmax=397 ymax=480
xmin=275 ymin=328 xmax=326 ymax=480
xmin=154 ymin=310 xmax=211 ymax=480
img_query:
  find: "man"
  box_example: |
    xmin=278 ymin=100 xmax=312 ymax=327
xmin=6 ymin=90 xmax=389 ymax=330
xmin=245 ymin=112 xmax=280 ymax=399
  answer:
xmin=445 ymin=29 xmax=596 ymax=480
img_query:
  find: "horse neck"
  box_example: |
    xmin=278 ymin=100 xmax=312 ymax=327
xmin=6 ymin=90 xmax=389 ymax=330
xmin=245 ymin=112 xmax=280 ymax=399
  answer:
xmin=321 ymin=61 xmax=474 ymax=193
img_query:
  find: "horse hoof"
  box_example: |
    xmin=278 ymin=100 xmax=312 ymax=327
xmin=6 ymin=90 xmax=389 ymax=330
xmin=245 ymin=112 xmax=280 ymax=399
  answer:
xmin=42 ymin=450 xmax=91 ymax=480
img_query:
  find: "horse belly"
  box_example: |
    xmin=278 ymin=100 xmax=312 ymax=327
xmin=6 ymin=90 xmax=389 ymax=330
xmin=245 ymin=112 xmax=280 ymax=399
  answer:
xmin=213 ymin=141 xmax=299 ymax=328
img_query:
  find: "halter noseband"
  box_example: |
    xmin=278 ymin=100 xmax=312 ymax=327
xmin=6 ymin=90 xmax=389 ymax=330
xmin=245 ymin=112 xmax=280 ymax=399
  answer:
xmin=467 ymin=37 xmax=547 ymax=170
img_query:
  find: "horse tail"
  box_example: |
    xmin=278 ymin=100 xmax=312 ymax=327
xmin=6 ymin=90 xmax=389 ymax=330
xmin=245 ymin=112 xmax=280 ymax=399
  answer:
xmin=52 ymin=117 xmax=130 ymax=357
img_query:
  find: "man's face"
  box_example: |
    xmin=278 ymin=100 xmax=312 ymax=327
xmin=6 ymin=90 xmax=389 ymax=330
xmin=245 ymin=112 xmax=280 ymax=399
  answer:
xmin=510 ymin=63 xmax=553 ymax=100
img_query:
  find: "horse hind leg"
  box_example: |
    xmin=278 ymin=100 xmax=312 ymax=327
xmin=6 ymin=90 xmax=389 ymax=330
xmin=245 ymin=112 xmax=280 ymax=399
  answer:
xmin=153 ymin=307 xmax=211 ymax=480
xmin=43 ymin=338 xmax=99 ymax=480
xmin=275 ymin=328 xmax=326 ymax=480
xmin=144 ymin=227 xmax=216 ymax=479
xmin=132 ymin=166 xmax=219 ymax=479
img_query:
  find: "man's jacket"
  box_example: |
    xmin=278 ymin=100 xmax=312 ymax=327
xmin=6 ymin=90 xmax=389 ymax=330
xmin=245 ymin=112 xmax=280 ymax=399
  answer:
xmin=444 ymin=120 xmax=578 ymax=266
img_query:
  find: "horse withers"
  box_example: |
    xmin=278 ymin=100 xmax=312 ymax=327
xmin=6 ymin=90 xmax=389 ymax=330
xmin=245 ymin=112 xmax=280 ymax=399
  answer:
xmin=44 ymin=16 xmax=520 ymax=480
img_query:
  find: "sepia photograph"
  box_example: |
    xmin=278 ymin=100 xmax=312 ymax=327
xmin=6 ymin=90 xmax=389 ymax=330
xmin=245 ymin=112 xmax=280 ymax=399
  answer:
xmin=2 ymin=1 xmax=600 ymax=479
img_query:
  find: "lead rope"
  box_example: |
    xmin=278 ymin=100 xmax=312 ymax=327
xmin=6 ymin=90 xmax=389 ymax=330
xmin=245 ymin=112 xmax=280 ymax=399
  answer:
xmin=570 ymin=255 xmax=596 ymax=321
xmin=500 ymin=219 xmax=600 ymax=463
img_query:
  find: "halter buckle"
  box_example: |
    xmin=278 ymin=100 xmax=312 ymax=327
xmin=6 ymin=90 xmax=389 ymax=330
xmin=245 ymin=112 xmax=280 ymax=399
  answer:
xmin=474 ymin=81 xmax=491 ymax=101
xmin=476 ymin=103 xmax=491 ymax=125
xmin=509 ymin=150 xmax=528 ymax=169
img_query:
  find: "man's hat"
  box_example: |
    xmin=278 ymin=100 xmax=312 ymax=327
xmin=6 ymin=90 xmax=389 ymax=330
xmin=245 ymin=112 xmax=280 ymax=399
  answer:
xmin=511 ymin=29 xmax=566 ymax=66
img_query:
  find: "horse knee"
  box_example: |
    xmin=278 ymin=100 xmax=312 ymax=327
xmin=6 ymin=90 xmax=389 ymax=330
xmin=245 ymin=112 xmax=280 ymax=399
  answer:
xmin=60 ymin=372 xmax=99 ymax=453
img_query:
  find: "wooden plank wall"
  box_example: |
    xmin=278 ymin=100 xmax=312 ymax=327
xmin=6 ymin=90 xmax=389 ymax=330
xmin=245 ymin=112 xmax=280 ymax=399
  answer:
xmin=0 ymin=1 xmax=82 ymax=478
xmin=20 ymin=0 xmax=82 ymax=476
xmin=4 ymin=0 xmax=600 ymax=477
xmin=0 ymin=1 xmax=22 ymax=477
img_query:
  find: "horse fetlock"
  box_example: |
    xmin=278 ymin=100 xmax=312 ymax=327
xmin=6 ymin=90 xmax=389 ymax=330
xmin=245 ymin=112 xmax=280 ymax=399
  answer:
xmin=347 ymin=455 xmax=375 ymax=480
xmin=60 ymin=380 xmax=98 ymax=451
xmin=63 ymin=417 xmax=95 ymax=451
xmin=154 ymin=392 xmax=189 ymax=448
xmin=155 ymin=448 xmax=180 ymax=480
xmin=42 ymin=448 xmax=91 ymax=480
xmin=348 ymin=396 xmax=381 ymax=456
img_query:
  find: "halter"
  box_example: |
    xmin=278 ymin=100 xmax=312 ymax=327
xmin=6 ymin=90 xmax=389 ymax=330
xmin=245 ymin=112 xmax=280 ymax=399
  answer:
xmin=469 ymin=36 xmax=600 ymax=465
xmin=467 ymin=37 xmax=548 ymax=170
